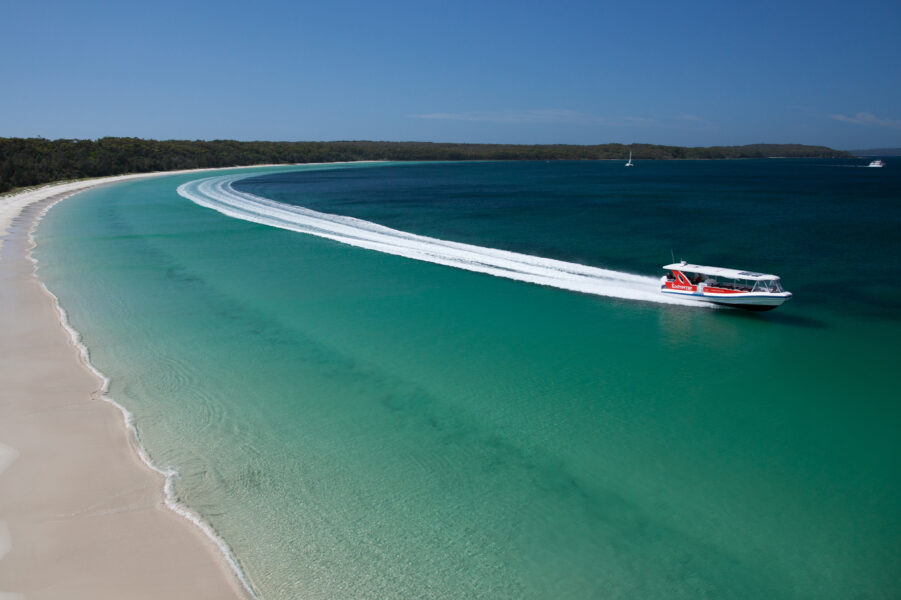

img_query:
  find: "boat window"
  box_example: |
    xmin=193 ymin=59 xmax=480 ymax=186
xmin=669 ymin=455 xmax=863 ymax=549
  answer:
xmin=771 ymin=279 xmax=783 ymax=293
xmin=752 ymin=280 xmax=770 ymax=292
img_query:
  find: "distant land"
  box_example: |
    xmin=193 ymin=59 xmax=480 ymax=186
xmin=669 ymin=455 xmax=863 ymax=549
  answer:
xmin=0 ymin=137 xmax=853 ymax=194
xmin=848 ymin=148 xmax=901 ymax=157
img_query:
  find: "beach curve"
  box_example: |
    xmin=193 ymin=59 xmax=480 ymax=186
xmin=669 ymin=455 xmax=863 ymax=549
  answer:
xmin=0 ymin=169 xmax=282 ymax=599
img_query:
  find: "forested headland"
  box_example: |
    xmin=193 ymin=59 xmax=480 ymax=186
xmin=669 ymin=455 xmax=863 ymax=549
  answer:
xmin=0 ymin=137 xmax=852 ymax=193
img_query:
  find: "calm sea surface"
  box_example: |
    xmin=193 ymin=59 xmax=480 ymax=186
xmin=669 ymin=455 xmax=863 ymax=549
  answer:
xmin=36 ymin=160 xmax=900 ymax=599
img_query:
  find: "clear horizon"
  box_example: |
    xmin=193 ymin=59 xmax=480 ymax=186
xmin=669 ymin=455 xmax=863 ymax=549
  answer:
xmin=3 ymin=0 xmax=900 ymax=150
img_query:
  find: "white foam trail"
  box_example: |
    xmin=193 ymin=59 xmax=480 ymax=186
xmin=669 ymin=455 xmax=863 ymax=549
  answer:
xmin=178 ymin=174 xmax=710 ymax=308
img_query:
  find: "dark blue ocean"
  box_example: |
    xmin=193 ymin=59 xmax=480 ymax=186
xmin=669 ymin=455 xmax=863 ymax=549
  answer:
xmin=235 ymin=159 xmax=901 ymax=318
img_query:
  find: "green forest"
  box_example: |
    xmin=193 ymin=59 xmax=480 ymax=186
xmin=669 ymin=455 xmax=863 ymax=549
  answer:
xmin=0 ymin=137 xmax=852 ymax=193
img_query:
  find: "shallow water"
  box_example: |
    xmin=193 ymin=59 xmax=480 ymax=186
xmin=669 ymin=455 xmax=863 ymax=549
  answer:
xmin=35 ymin=160 xmax=901 ymax=598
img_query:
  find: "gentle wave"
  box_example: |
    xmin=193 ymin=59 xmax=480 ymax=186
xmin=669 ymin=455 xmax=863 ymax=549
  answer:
xmin=178 ymin=174 xmax=709 ymax=308
xmin=29 ymin=195 xmax=260 ymax=600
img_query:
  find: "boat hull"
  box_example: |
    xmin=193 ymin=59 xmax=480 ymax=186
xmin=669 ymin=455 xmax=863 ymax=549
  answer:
xmin=710 ymin=300 xmax=780 ymax=311
xmin=661 ymin=288 xmax=792 ymax=310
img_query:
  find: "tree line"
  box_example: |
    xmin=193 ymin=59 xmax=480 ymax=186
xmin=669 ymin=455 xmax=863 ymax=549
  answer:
xmin=0 ymin=137 xmax=852 ymax=193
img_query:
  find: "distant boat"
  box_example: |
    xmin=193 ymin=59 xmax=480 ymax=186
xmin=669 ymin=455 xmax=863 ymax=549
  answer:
xmin=868 ymin=159 xmax=885 ymax=168
xmin=625 ymin=152 xmax=634 ymax=167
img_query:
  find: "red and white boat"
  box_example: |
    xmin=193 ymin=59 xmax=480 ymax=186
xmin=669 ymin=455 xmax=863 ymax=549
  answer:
xmin=661 ymin=261 xmax=792 ymax=311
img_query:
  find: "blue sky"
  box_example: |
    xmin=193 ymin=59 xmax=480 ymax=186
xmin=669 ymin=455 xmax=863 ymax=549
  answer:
xmin=2 ymin=0 xmax=900 ymax=148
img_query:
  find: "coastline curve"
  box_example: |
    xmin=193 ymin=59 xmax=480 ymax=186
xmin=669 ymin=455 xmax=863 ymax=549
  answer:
xmin=1 ymin=171 xmax=274 ymax=600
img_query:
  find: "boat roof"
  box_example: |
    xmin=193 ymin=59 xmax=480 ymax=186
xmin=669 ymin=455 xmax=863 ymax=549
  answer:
xmin=663 ymin=262 xmax=780 ymax=281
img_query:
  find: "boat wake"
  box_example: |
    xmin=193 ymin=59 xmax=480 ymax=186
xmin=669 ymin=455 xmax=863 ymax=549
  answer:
xmin=177 ymin=174 xmax=710 ymax=307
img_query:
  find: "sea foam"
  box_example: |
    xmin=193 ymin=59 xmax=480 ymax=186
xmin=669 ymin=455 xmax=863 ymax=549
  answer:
xmin=27 ymin=193 xmax=260 ymax=600
xmin=177 ymin=174 xmax=709 ymax=308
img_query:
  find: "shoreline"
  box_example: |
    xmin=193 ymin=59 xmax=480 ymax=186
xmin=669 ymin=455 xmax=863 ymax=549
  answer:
xmin=0 ymin=168 xmax=286 ymax=599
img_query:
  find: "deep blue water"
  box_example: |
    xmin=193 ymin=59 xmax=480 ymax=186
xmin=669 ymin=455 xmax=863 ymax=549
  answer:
xmin=235 ymin=159 xmax=901 ymax=318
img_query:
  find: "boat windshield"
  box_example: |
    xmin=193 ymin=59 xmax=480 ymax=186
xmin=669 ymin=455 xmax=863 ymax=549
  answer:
xmin=752 ymin=279 xmax=784 ymax=293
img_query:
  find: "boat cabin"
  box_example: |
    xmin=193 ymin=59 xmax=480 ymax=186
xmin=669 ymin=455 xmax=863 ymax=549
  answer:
xmin=662 ymin=262 xmax=788 ymax=293
xmin=664 ymin=267 xmax=785 ymax=293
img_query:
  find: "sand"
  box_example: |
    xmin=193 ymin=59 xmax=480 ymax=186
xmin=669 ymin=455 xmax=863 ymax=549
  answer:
xmin=0 ymin=173 xmax=255 ymax=599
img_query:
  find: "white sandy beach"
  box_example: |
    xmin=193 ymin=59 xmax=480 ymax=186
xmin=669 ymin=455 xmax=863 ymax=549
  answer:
xmin=0 ymin=172 xmax=259 ymax=599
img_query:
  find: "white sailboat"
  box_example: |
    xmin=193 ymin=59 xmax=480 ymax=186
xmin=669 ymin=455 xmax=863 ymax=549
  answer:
xmin=625 ymin=151 xmax=634 ymax=167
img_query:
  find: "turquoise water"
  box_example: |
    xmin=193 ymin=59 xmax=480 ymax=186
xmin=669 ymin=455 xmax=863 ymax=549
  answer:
xmin=35 ymin=160 xmax=900 ymax=599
